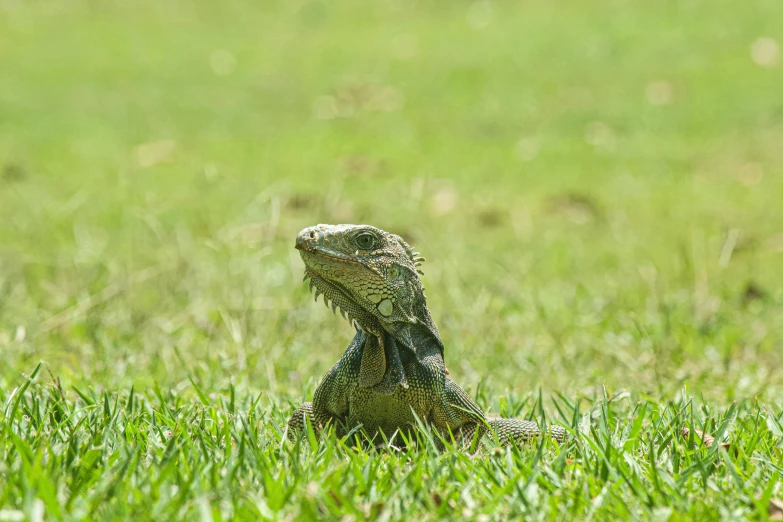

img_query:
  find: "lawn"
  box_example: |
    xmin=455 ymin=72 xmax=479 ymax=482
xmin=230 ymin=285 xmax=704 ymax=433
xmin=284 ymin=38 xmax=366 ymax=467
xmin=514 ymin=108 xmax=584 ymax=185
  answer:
xmin=1 ymin=0 xmax=783 ymax=519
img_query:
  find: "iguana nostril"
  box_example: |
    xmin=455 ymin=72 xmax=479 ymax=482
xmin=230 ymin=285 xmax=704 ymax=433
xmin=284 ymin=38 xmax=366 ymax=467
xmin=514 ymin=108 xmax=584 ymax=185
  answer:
xmin=295 ymin=227 xmax=319 ymax=250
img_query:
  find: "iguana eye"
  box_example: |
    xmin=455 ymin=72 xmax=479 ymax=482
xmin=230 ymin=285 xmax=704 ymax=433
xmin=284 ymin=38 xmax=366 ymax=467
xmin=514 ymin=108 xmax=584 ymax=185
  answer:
xmin=355 ymin=233 xmax=376 ymax=250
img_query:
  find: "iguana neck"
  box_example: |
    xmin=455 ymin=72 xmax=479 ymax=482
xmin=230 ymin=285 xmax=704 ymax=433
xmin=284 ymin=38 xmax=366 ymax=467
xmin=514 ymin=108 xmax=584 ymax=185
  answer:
xmin=360 ymin=290 xmax=444 ymax=360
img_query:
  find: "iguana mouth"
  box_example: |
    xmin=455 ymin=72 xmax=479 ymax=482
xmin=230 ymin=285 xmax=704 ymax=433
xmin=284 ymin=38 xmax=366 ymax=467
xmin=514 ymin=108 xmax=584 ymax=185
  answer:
xmin=297 ymin=245 xmax=364 ymax=266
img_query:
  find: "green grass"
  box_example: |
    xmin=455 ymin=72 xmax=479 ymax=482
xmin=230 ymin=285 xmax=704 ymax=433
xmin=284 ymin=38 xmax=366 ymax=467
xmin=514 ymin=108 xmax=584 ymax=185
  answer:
xmin=2 ymin=0 xmax=783 ymax=519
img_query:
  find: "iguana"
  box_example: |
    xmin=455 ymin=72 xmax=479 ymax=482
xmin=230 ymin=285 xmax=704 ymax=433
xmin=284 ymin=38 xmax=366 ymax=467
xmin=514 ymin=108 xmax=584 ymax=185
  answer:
xmin=288 ymin=224 xmax=565 ymax=448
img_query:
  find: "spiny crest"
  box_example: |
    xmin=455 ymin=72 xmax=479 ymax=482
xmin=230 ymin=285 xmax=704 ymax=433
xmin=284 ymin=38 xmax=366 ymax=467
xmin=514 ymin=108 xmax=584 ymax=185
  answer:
xmin=396 ymin=235 xmax=426 ymax=276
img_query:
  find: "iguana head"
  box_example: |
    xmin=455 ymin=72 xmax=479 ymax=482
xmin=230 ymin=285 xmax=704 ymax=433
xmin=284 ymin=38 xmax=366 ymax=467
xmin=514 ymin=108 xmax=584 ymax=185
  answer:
xmin=295 ymin=224 xmax=443 ymax=391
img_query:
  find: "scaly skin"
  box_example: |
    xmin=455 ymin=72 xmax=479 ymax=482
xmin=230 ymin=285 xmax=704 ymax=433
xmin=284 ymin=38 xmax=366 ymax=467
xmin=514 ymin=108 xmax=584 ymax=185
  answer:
xmin=288 ymin=224 xmax=565 ymax=448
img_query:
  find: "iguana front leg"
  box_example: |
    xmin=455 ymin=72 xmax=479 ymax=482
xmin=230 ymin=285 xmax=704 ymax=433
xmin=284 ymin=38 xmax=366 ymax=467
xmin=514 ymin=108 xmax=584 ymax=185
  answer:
xmin=440 ymin=378 xmax=565 ymax=448
xmin=287 ymin=362 xmax=351 ymax=439
xmin=287 ymin=334 xmax=364 ymax=440
xmin=286 ymin=401 xmax=317 ymax=437
xmin=435 ymin=377 xmax=488 ymax=449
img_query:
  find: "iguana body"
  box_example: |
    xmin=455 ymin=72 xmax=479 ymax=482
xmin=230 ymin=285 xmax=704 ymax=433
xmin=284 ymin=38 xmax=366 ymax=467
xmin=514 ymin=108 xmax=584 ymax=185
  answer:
xmin=288 ymin=224 xmax=564 ymax=448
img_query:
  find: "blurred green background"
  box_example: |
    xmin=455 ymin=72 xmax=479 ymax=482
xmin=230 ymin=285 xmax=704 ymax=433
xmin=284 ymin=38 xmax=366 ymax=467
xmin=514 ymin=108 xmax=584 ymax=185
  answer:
xmin=1 ymin=0 xmax=782 ymax=404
